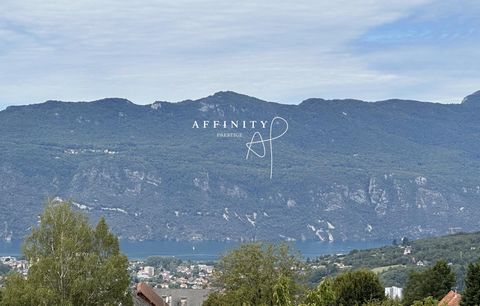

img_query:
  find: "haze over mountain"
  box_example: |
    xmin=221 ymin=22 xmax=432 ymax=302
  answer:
xmin=1 ymin=90 xmax=480 ymax=242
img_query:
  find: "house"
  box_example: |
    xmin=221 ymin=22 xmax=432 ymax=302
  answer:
xmin=144 ymin=266 xmax=155 ymax=277
xmin=404 ymin=246 xmax=412 ymax=255
xmin=154 ymin=288 xmax=213 ymax=306
xmin=135 ymin=283 xmax=167 ymax=306
xmin=438 ymin=291 xmax=461 ymax=306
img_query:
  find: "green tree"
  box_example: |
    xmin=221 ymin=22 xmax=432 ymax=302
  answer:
xmin=333 ymin=269 xmax=385 ymax=306
xmin=302 ymin=277 xmax=336 ymax=306
xmin=411 ymin=296 xmax=437 ymax=306
xmin=1 ymin=200 xmax=132 ymax=306
xmin=273 ymin=275 xmax=293 ymax=306
xmin=428 ymin=261 xmax=455 ymax=298
xmin=403 ymin=260 xmax=455 ymax=305
xmin=403 ymin=272 xmax=426 ymax=306
xmin=203 ymin=242 xmax=303 ymax=306
xmin=461 ymin=259 xmax=480 ymax=306
xmin=363 ymin=299 xmax=402 ymax=306
xmin=202 ymin=292 xmax=229 ymax=306
xmin=145 ymin=256 xmax=182 ymax=272
xmin=1 ymin=273 xmax=57 ymax=306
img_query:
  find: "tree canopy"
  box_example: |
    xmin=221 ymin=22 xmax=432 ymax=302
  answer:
xmin=332 ymin=269 xmax=385 ymax=306
xmin=1 ymin=200 xmax=132 ymax=306
xmin=301 ymin=277 xmax=336 ymax=306
xmin=203 ymin=242 xmax=303 ymax=306
xmin=403 ymin=260 xmax=455 ymax=306
xmin=461 ymin=258 xmax=480 ymax=306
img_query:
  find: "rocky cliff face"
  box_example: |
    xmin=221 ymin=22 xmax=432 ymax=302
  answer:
xmin=1 ymin=91 xmax=480 ymax=242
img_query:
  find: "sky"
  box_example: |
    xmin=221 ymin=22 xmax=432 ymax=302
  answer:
xmin=0 ymin=0 xmax=479 ymax=108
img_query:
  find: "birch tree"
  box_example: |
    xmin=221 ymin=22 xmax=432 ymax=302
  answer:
xmin=1 ymin=200 xmax=132 ymax=306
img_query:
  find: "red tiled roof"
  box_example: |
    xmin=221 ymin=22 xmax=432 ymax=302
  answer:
xmin=137 ymin=283 xmax=167 ymax=306
xmin=438 ymin=291 xmax=461 ymax=306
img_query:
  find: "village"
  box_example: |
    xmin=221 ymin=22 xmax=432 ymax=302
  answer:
xmin=128 ymin=259 xmax=214 ymax=290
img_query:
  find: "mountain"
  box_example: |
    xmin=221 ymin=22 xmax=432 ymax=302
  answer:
xmin=1 ymin=91 xmax=480 ymax=242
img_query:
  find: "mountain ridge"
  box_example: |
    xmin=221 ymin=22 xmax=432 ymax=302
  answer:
xmin=4 ymin=89 xmax=469 ymax=113
xmin=1 ymin=90 xmax=480 ymax=243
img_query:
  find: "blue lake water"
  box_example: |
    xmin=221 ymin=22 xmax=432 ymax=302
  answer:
xmin=1 ymin=240 xmax=389 ymax=261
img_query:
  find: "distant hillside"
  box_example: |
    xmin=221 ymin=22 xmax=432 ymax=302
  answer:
xmin=311 ymin=231 xmax=480 ymax=290
xmin=1 ymin=91 xmax=480 ymax=242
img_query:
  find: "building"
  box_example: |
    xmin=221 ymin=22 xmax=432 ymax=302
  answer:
xmin=135 ymin=283 xmax=167 ymax=306
xmin=137 ymin=266 xmax=155 ymax=280
xmin=144 ymin=266 xmax=155 ymax=277
xmin=385 ymin=286 xmax=403 ymax=300
xmin=197 ymin=264 xmax=214 ymax=274
xmin=154 ymin=288 xmax=212 ymax=306
xmin=0 ymin=256 xmax=16 ymax=265
xmin=438 ymin=291 xmax=461 ymax=306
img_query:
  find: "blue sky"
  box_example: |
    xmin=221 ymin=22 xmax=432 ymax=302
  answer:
xmin=0 ymin=0 xmax=478 ymax=108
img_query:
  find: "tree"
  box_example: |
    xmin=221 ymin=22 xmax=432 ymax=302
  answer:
xmin=1 ymin=272 xmax=58 ymax=306
xmin=1 ymin=200 xmax=132 ymax=306
xmin=428 ymin=261 xmax=455 ymax=298
xmin=363 ymin=299 xmax=402 ymax=306
xmin=202 ymin=292 xmax=228 ymax=306
xmin=403 ymin=272 xmax=426 ymax=306
xmin=273 ymin=275 xmax=293 ymax=306
xmin=411 ymin=296 xmax=437 ymax=306
xmin=301 ymin=277 xmax=336 ymax=306
xmin=403 ymin=260 xmax=455 ymax=305
xmin=333 ymin=269 xmax=385 ymax=306
xmin=202 ymin=242 xmax=303 ymax=306
xmin=461 ymin=259 xmax=480 ymax=306
xmin=145 ymin=256 xmax=182 ymax=272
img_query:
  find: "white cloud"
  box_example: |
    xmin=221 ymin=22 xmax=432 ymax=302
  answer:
xmin=0 ymin=0 xmax=477 ymax=107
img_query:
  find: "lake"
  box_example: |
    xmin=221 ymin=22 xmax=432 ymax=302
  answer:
xmin=1 ymin=239 xmax=389 ymax=261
